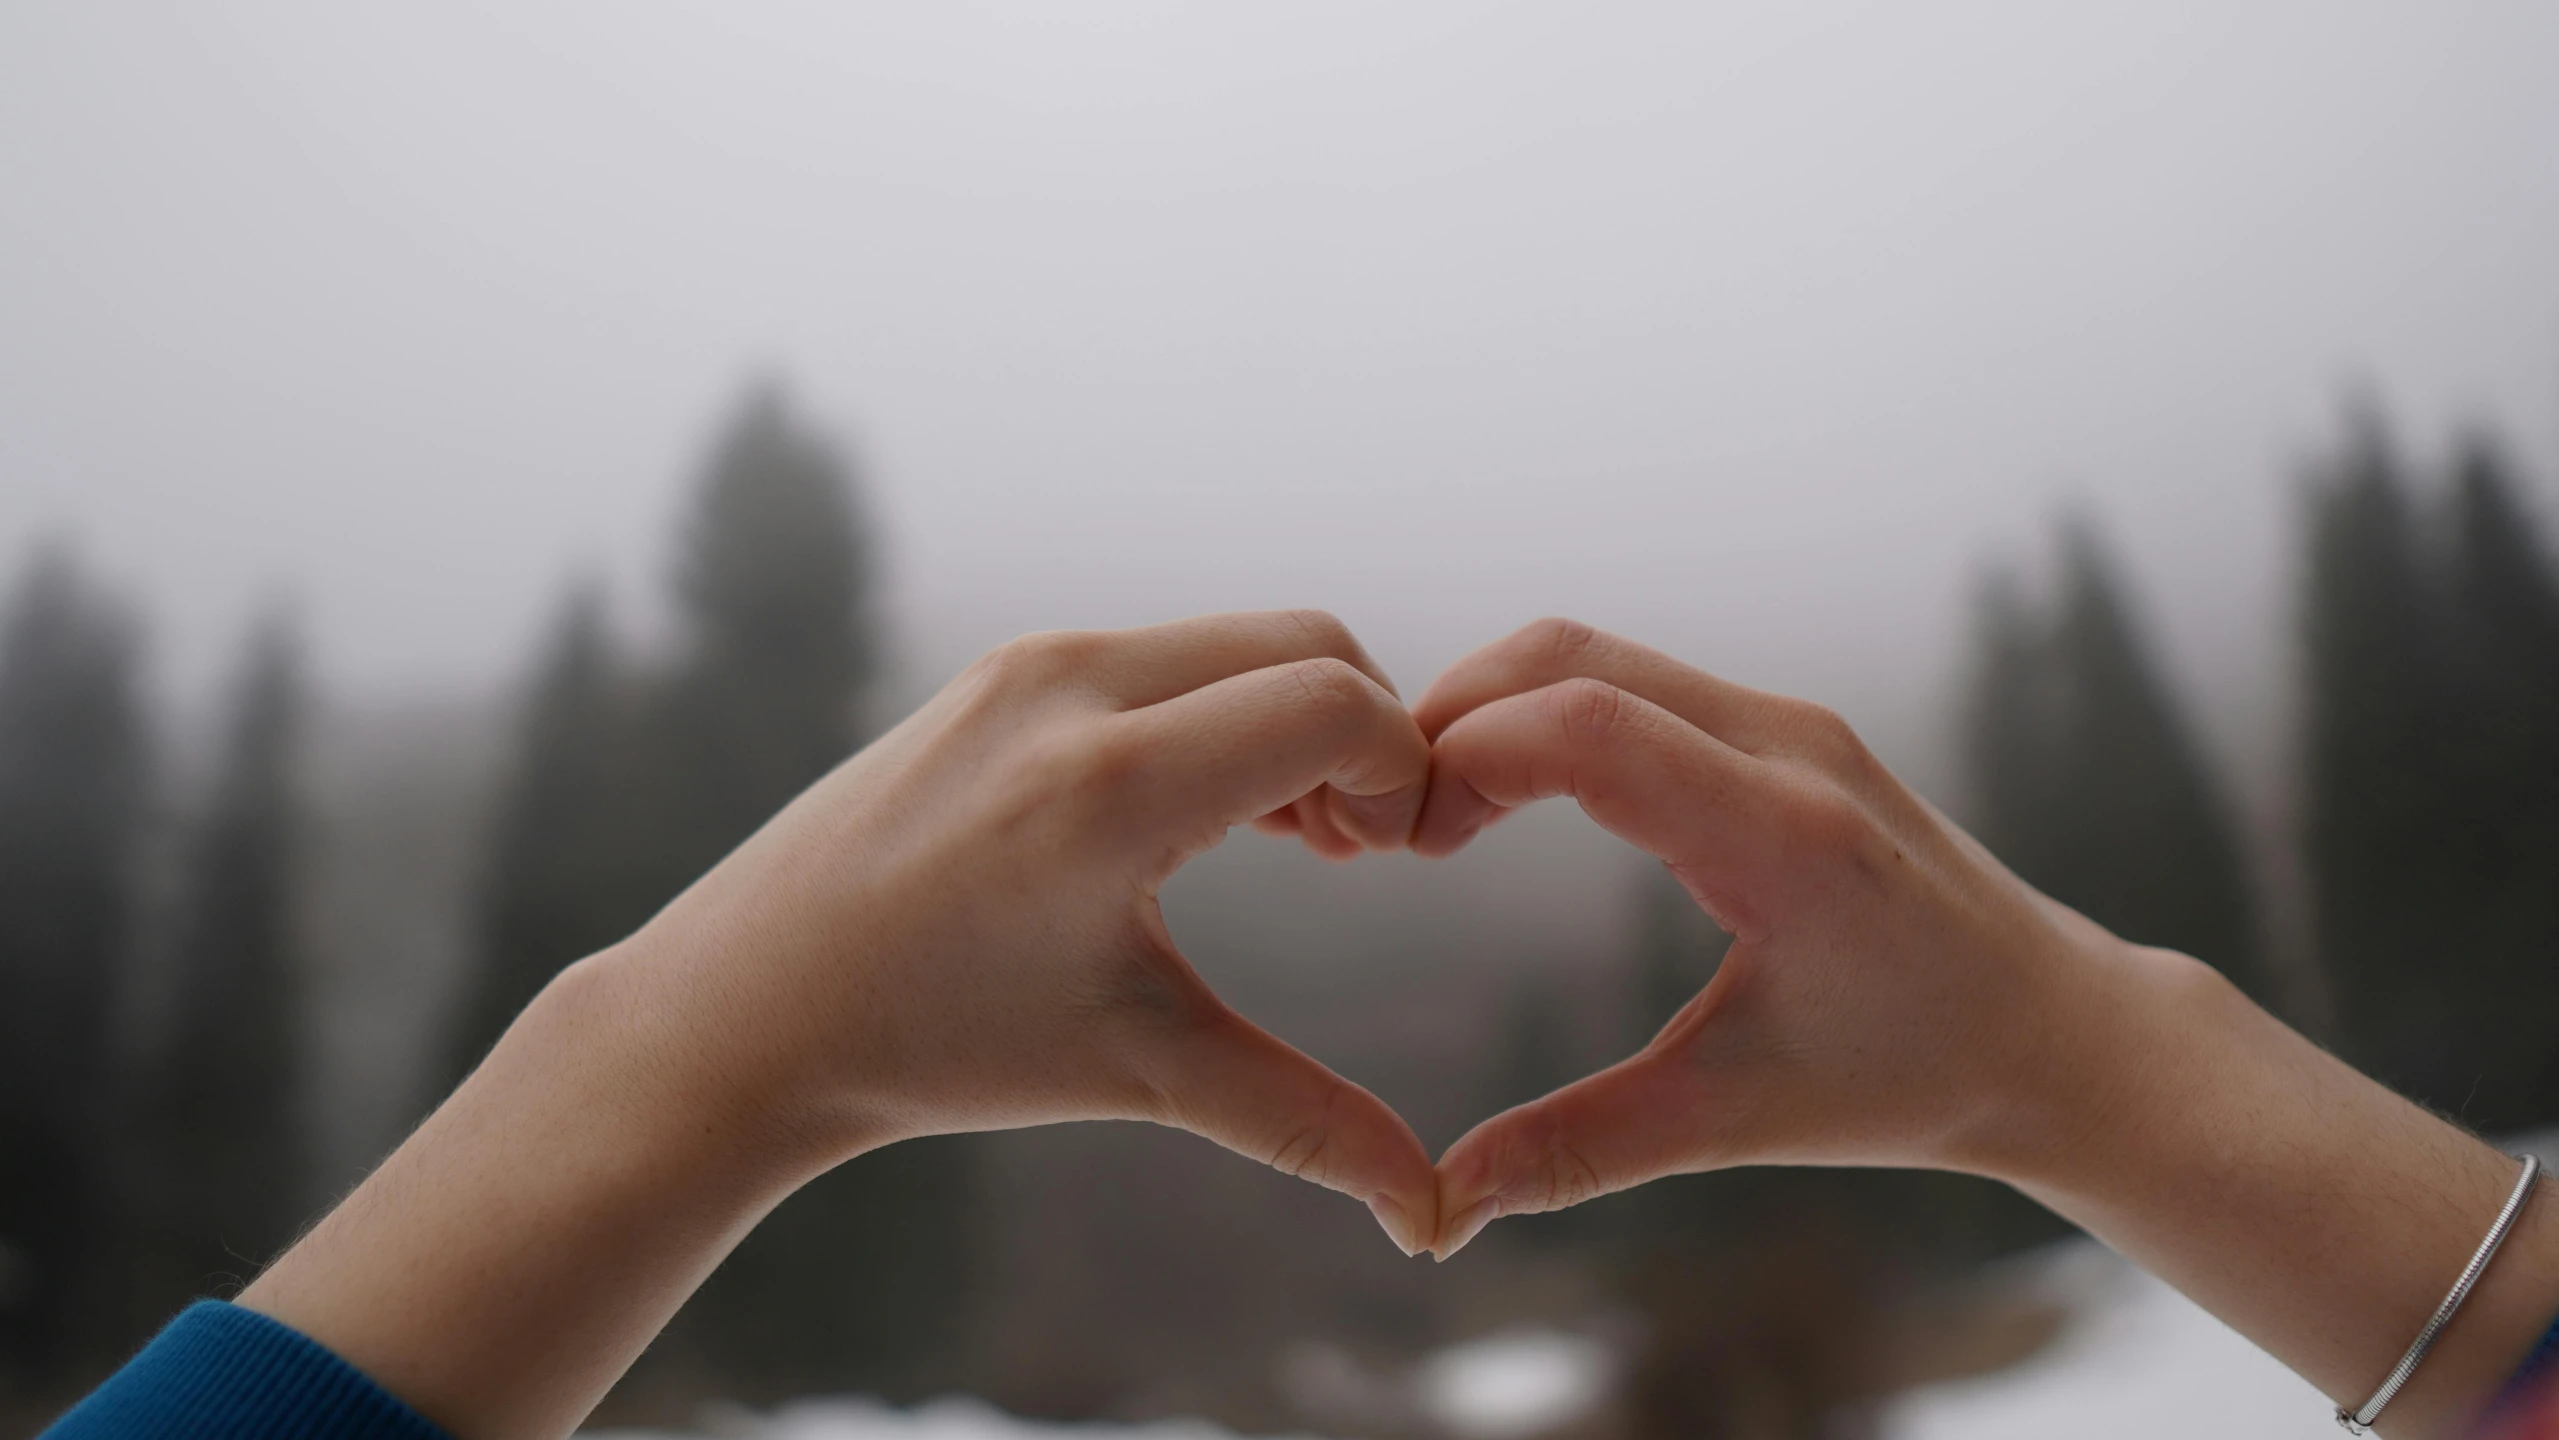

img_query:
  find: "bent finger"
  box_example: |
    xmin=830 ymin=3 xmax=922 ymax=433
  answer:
xmin=1414 ymin=619 xmax=1794 ymax=751
xmin=1111 ymin=657 xmax=1431 ymax=856
xmin=1413 ymin=680 xmax=1773 ymax=886
xmin=1294 ymin=789 xmax=1365 ymax=860
xmin=1078 ymin=610 xmax=1402 ymax=710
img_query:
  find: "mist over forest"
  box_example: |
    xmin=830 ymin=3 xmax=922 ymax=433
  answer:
xmin=6 ymin=6 xmax=2559 ymax=1437
xmin=7 ymin=375 xmax=2557 ymax=1439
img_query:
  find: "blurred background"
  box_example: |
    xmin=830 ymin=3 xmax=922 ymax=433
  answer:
xmin=4 ymin=4 xmax=2557 ymax=1437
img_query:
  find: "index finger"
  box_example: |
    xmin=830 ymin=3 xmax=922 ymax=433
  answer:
xmin=1413 ymin=677 xmax=1777 ymax=903
xmin=1030 ymin=610 xmax=1404 ymax=711
xmin=1414 ymin=618 xmax=1796 ymax=752
xmin=1108 ymin=657 xmax=1432 ymax=855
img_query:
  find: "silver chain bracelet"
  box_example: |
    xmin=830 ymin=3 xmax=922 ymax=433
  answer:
xmin=2337 ymin=1152 xmax=2542 ymax=1434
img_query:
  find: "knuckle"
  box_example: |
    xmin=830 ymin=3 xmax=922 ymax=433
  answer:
xmin=1266 ymin=1080 xmax=1354 ymax=1183
xmin=992 ymin=731 xmax=1092 ymax=823
xmin=1065 ymin=722 xmax=1150 ymax=801
xmin=998 ymin=722 xmax=1139 ymax=828
xmin=1522 ymin=615 xmax=1603 ymax=672
xmin=1784 ymin=782 xmax=1887 ymax=869
xmin=1553 ymin=676 xmax=1628 ymax=747
xmin=975 ymin=634 xmax=1048 ymax=688
xmin=1268 ymin=1125 xmax=1333 ymax=1181
xmin=1279 ymin=607 xmax=1357 ymax=658
xmin=985 ymin=629 xmax=1107 ymax=691
xmin=1784 ymin=701 xmax=1876 ymax=773
xmin=1494 ymin=1112 xmax=1607 ymax=1213
xmin=1546 ymin=1142 xmax=1606 ymax=1212
xmin=1287 ymin=655 xmax=1374 ymax=714
xmin=1788 ymin=784 xmax=1863 ymax=843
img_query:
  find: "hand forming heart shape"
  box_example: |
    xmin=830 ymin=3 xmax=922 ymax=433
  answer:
xmin=611 ymin=609 xmax=1448 ymax=1253
xmin=237 ymin=609 xmax=2326 ymax=1440
xmin=206 ymin=579 xmax=2559 ymax=1440
xmin=1398 ymin=619 xmax=2125 ymax=1259
xmin=616 ymin=609 xmax=2123 ymax=1261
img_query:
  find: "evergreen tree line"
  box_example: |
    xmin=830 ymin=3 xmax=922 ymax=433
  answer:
xmin=1486 ymin=409 xmax=2559 ymax=1438
xmin=2 ymin=390 xmax=2551 ymax=1416
xmin=445 ymin=386 xmax=975 ymax=1405
xmin=1972 ymin=417 xmax=2559 ymax=1134
xmin=0 ymin=386 xmax=974 ymax=1407
xmin=0 ymin=554 xmax=308 ymax=1399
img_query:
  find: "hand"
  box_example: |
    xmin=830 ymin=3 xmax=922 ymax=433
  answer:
xmin=630 ymin=608 xmax=1442 ymax=1243
xmin=1406 ymin=619 xmax=2559 ymax=1439
xmin=1408 ymin=618 xmax=2164 ymax=1256
xmin=242 ymin=610 xmax=1442 ymax=1440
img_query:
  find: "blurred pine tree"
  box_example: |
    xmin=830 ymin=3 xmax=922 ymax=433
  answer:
xmin=2308 ymin=420 xmax=2559 ymax=1132
xmin=442 ymin=585 xmax=653 ymax=1088
xmin=138 ymin=613 xmax=309 ymax=1310
xmin=2443 ymin=442 xmax=2559 ymax=1128
xmin=406 ymin=385 xmax=962 ymax=1406
xmin=1945 ymin=518 xmax=2264 ymax=1258
xmin=650 ymin=384 xmax=876 ymax=870
xmin=1967 ymin=519 xmax=2268 ymax=1006
xmin=439 ymin=385 xmax=980 ymax=1409
xmin=0 ymin=550 xmax=147 ymax=1376
xmin=1605 ymin=511 xmax=2276 ymax=1435
xmin=2304 ymin=416 xmax=2451 ymax=1108
xmin=653 ymin=384 xmax=978 ymax=1402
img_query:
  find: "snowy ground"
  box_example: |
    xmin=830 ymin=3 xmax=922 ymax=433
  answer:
xmin=590 ymin=1253 xmax=2340 ymax=1440
xmin=1883 ymin=1241 xmax=2339 ymax=1439
xmin=606 ymin=1133 xmax=2559 ymax=1440
xmin=1894 ymin=1131 xmax=2559 ymax=1440
xmin=590 ymin=1397 xmax=1313 ymax=1440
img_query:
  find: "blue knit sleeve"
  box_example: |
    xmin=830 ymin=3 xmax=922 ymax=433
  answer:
xmin=39 ymin=1302 xmax=454 ymax=1440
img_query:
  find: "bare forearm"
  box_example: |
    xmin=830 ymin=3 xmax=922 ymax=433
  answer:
xmin=239 ymin=945 xmax=826 ymax=1440
xmin=1408 ymin=623 xmax=2559 ymax=1434
xmin=1995 ymin=947 xmax=2559 ymax=1438
xmin=226 ymin=612 xmax=1443 ymax=1438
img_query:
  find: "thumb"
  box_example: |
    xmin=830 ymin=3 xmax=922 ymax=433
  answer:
xmin=1146 ymin=1004 xmax=1440 ymax=1257
xmin=1430 ymin=1047 xmax=1715 ymax=1260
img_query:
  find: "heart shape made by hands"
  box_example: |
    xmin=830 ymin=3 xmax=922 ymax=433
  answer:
xmin=1230 ymin=618 xmax=2076 ymax=1260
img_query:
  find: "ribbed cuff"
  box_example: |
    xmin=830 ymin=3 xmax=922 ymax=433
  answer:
xmin=2473 ymin=1305 xmax=2559 ymax=1438
xmin=41 ymin=1301 xmax=453 ymax=1440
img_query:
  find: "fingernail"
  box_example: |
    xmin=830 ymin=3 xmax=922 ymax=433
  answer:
xmin=1433 ymin=1198 xmax=1499 ymax=1262
xmin=1367 ymin=1195 xmax=1421 ymax=1257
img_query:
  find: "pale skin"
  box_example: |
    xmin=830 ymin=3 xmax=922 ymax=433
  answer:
xmin=235 ymin=612 xmax=2559 ymax=1440
xmin=244 ymin=611 xmax=1446 ymax=1437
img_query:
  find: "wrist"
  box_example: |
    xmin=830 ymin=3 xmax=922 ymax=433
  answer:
xmin=1946 ymin=930 xmax=2238 ymax=1195
xmin=1939 ymin=931 xmax=2559 ymax=1435
xmin=242 ymin=943 xmax=833 ymax=1437
xmin=561 ymin=935 xmax=883 ymax=1192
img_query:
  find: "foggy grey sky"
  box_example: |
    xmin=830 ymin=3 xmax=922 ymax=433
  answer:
xmin=4 ymin=2 xmax=2556 ymax=797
